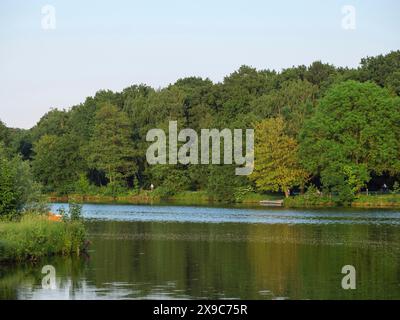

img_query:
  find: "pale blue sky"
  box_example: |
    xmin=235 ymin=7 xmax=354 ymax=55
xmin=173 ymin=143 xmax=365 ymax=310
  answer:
xmin=0 ymin=0 xmax=399 ymax=128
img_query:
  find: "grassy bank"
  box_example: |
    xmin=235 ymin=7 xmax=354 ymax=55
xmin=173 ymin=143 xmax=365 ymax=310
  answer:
xmin=48 ymin=192 xmax=155 ymax=205
xmin=284 ymin=195 xmax=335 ymax=208
xmin=284 ymin=193 xmax=400 ymax=208
xmin=48 ymin=191 xmax=400 ymax=209
xmin=48 ymin=190 xmax=282 ymax=206
xmin=352 ymin=194 xmax=400 ymax=208
xmin=0 ymin=214 xmax=86 ymax=263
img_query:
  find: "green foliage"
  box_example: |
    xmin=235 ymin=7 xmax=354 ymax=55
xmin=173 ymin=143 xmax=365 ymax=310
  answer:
xmin=0 ymin=214 xmax=86 ymax=262
xmin=305 ymin=61 xmax=337 ymax=88
xmin=354 ymin=194 xmax=400 ymax=206
xmin=284 ymin=185 xmax=334 ymax=208
xmin=0 ymin=120 xmax=10 ymax=147
xmin=233 ymin=185 xmax=253 ymax=202
xmin=250 ymin=79 xmax=317 ymax=132
xmin=303 ymin=185 xmax=322 ymax=202
xmin=150 ymin=165 xmax=191 ymax=198
xmin=342 ymin=164 xmax=370 ymax=194
xmin=300 ymin=80 xmax=400 ymax=203
xmin=0 ymin=144 xmax=46 ymax=219
xmin=60 ymin=203 xmax=83 ymax=222
xmin=359 ymin=51 xmax=400 ymax=95
xmin=101 ymin=180 xmax=128 ymax=198
xmin=284 ymin=194 xmax=334 ymax=208
xmin=7 ymin=128 xmax=33 ymax=160
xmin=32 ymin=134 xmax=85 ymax=194
xmin=207 ymin=165 xmax=248 ymax=203
xmin=74 ymin=173 xmax=91 ymax=195
xmin=86 ymin=104 xmax=137 ymax=187
xmin=2 ymin=51 xmax=400 ymax=204
xmin=251 ymin=117 xmax=309 ymax=197
xmin=31 ymin=109 xmax=69 ymax=141
xmin=392 ymin=182 xmax=400 ymax=194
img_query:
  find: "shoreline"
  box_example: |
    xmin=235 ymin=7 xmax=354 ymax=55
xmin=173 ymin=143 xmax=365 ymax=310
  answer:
xmin=47 ymin=192 xmax=400 ymax=209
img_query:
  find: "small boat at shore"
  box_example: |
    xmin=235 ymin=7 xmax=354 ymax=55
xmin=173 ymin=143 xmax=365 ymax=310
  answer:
xmin=47 ymin=212 xmax=62 ymax=222
xmin=259 ymin=200 xmax=284 ymax=207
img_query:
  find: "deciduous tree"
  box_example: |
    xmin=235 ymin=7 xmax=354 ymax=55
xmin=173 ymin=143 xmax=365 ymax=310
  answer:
xmin=251 ymin=117 xmax=308 ymax=197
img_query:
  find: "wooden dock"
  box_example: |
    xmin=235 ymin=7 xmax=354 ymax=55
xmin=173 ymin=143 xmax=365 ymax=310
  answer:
xmin=259 ymin=199 xmax=284 ymax=207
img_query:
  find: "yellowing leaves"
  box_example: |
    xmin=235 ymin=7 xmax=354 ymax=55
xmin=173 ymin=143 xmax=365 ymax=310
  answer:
xmin=250 ymin=117 xmax=308 ymax=197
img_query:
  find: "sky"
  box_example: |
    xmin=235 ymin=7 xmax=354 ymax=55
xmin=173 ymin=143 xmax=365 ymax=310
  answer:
xmin=0 ymin=0 xmax=399 ymax=129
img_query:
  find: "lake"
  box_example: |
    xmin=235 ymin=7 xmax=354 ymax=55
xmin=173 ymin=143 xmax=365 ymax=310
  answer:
xmin=1 ymin=203 xmax=400 ymax=300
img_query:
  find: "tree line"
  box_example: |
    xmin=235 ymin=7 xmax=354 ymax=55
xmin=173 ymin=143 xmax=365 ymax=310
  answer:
xmin=1 ymin=50 xmax=399 ymax=204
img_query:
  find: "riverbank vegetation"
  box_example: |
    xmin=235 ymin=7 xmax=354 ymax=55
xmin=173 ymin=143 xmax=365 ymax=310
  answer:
xmin=0 ymin=144 xmax=87 ymax=263
xmin=0 ymin=214 xmax=86 ymax=263
xmin=47 ymin=190 xmax=281 ymax=206
xmin=1 ymin=51 xmax=400 ymax=206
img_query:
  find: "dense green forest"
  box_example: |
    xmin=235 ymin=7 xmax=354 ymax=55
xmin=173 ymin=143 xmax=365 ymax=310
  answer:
xmin=1 ymin=51 xmax=400 ymax=204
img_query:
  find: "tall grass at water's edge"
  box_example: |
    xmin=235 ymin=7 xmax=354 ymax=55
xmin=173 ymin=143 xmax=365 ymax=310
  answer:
xmin=0 ymin=214 xmax=86 ymax=263
xmin=284 ymin=194 xmax=400 ymax=208
xmin=48 ymin=190 xmax=282 ymax=205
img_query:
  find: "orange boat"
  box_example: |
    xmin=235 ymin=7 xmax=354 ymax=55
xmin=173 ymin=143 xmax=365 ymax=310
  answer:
xmin=47 ymin=212 xmax=62 ymax=222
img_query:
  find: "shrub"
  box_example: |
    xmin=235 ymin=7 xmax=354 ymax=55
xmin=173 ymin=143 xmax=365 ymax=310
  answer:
xmin=74 ymin=173 xmax=91 ymax=195
xmin=302 ymin=184 xmax=322 ymax=204
xmin=57 ymin=203 xmax=83 ymax=222
xmin=392 ymin=182 xmax=400 ymax=194
xmin=0 ymin=214 xmax=86 ymax=262
xmin=234 ymin=186 xmax=253 ymax=202
xmin=207 ymin=165 xmax=248 ymax=203
xmin=0 ymin=144 xmax=47 ymax=219
xmin=153 ymin=186 xmax=174 ymax=199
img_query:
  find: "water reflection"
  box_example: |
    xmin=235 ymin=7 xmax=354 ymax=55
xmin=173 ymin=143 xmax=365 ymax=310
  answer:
xmin=1 ymin=205 xmax=400 ymax=300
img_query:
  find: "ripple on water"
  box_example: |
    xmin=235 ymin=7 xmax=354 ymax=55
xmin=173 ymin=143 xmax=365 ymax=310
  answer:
xmin=50 ymin=203 xmax=400 ymax=225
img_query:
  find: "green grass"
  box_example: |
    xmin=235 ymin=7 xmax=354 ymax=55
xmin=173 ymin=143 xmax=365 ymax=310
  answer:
xmin=0 ymin=214 xmax=86 ymax=263
xmin=169 ymin=191 xmax=210 ymax=203
xmin=353 ymin=194 xmax=400 ymax=207
xmin=49 ymin=190 xmax=284 ymax=205
xmin=284 ymin=193 xmax=400 ymax=208
xmin=241 ymin=192 xmax=282 ymax=203
xmin=284 ymin=195 xmax=335 ymax=208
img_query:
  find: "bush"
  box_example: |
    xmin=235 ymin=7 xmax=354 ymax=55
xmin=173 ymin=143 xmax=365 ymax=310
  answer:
xmin=0 ymin=144 xmax=47 ymax=219
xmin=284 ymin=185 xmax=334 ymax=207
xmin=153 ymin=186 xmax=175 ymax=199
xmin=303 ymin=185 xmax=322 ymax=204
xmin=207 ymin=165 xmax=248 ymax=203
xmin=392 ymin=182 xmax=400 ymax=194
xmin=0 ymin=214 xmax=86 ymax=262
xmin=74 ymin=173 xmax=91 ymax=195
xmin=57 ymin=203 xmax=83 ymax=222
xmin=148 ymin=165 xmax=191 ymax=198
xmin=233 ymin=186 xmax=253 ymax=202
xmin=102 ymin=180 xmax=127 ymax=197
xmin=334 ymin=184 xmax=355 ymax=205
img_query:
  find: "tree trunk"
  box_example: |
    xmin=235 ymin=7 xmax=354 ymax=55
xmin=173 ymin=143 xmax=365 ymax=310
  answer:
xmin=284 ymin=188 xmax=290 ymax=198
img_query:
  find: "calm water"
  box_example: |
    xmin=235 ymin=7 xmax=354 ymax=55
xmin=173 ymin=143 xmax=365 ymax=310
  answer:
xmin=1 ymin=203 xmax=400 ymax=300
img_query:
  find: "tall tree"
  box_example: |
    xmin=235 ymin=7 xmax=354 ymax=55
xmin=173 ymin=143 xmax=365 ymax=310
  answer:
xmin=31 ymin=109 xmax=69 ymax=141
xmin=359 ymin=50 xmax=400 ymax=95
xmin=299 ymin=80 xmax=400 ymax=198
xmin=251 ymin=117 xmax=308 ymax=197
xmin=250 ymin=79 xmax=317 ymax=134
xmin=0 ymin=144 xmax=42 ymax=217
xmin=87 ymin=104 xmax=137 ymax=187
xmin=32 ymin=134 xmax=85 ymax=193
xmin=0 ymin=120 xmax=11 ymax=149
